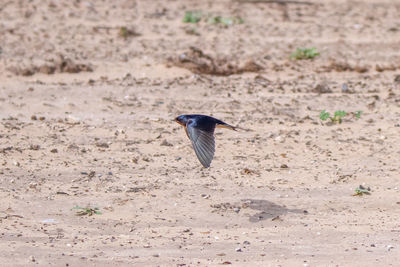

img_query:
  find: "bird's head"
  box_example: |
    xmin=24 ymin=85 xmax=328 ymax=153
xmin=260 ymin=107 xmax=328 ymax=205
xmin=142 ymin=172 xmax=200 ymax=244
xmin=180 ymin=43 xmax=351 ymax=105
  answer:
xmin=175 ymin=115 xmax=187 ymax=126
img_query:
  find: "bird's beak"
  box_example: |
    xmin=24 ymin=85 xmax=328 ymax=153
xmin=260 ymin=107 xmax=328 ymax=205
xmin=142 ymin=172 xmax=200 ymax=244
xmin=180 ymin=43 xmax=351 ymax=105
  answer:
xmin=175 ymin=118 xmax=185 ymax=126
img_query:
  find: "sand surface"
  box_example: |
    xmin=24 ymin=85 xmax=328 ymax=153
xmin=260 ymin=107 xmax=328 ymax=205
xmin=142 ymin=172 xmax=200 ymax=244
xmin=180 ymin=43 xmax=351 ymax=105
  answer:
xmin=1 ymin=0 xmax=400 ymax=266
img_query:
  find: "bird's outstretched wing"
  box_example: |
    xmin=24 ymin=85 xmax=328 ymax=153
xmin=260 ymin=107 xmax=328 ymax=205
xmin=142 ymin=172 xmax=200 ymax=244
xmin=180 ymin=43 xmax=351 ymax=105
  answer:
xmin=186 ymin=123 xmax=215 ymax=168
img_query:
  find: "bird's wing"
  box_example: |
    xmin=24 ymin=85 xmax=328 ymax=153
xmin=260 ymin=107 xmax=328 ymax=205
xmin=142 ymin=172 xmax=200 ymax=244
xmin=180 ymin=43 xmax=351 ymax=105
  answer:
xmin=186 ymin=123 xmax=215 ymax=168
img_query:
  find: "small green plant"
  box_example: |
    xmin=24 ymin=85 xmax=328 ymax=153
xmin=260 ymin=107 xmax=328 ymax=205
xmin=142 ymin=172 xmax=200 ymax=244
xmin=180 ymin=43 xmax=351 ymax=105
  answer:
xmin=183 ymin=11 xmax=202 ymax=23
xmin=333 ymin=110 xmax=346 ymax=123
xmin=72 ymin=206 xmax=102 ymax=216
xmin=319 ymin=110 xmax=330 ymax=121
xmin=320 ymin=110 xmax=347 ymax=123
xmin=290 ymin=47 xmax=320 ymax=60
xmin=208 ymin=16 xmax=244 ymax=26
xmin=119 ymin=26 xmax=140 ymax=39
xmin=353 ymin=185 xmax=371 ymax=196
xmin=355 ymin=110 xmax=362 ymax=119
xmin=183 ymin=11 xmax=243 ymax=26
xmin=119 ymin=26 xmax=129 ymax=38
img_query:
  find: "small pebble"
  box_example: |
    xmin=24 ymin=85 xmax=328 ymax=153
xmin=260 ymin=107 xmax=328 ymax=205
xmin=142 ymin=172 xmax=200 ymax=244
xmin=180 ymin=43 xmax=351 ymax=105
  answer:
xmin=160 ymin=139 xmax=173 ymax=146
xmin=341 ymin=83 xmax=349 ymax=93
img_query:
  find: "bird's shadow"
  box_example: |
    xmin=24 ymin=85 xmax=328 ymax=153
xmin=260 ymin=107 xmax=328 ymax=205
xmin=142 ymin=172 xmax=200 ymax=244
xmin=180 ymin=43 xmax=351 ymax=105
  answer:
xmin=242 ymin=199 xmax=306 ymax=223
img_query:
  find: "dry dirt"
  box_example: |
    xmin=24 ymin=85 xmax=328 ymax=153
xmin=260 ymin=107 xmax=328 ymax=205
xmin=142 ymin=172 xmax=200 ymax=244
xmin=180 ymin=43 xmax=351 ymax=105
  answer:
xmin=1 ymin=0 xmax=400 ymax=266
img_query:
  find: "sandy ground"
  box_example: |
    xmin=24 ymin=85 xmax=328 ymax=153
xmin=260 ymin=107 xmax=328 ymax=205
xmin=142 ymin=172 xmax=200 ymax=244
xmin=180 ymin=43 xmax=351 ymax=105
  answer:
xmin=1 ymin=0 xmax=400 ymax=266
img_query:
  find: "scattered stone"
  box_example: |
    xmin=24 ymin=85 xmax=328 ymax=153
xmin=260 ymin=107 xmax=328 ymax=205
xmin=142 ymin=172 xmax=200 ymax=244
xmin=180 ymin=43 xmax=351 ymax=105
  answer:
xmin=50 ymin=148 xmax=58 ymax=153
xmin=313 ymin=83 xmax=332 ymax=94
xmin=96 ymin=142 xmax=109 ymax=148
xmin=242 ymin=168 xmax=259 ymax=175
xmin=160 ymin=139 xmax=173 ymax=146
xmin=29 ymin=182 xmax=38 ymax=189
xmin=29 ymin=144 xmax=40 ymax=150
xmin=272 ymin=215 xmax=282 ymax=221
xmin=126 ymin=187 xmax=146 ymax=193
xmin=341 ymin=83 xmax=353 ymax=93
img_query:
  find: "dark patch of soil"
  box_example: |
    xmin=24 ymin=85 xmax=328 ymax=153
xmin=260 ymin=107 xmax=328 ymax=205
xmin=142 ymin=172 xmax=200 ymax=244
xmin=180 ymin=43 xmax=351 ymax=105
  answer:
xmin=8 ymin=55 xmax=92 ymax=76
xmin=170 ymin=47 xmax=263 ymax=76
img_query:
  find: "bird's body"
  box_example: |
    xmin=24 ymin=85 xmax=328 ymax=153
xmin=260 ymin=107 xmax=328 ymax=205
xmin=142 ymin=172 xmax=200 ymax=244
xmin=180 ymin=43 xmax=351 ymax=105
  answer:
xmin=175 ymin=114 xmax=236 ymax=168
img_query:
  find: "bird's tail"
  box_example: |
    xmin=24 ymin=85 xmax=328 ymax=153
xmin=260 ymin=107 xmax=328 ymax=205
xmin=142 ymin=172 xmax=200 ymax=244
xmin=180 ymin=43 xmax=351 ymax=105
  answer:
xmin=216 ymin=123 xmax=237 ymax=131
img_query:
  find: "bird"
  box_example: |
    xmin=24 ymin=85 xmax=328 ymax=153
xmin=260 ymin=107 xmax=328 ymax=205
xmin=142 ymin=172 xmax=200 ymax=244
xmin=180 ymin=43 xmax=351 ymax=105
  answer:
xmin=175 ymin=114 xmax=236 ymax=168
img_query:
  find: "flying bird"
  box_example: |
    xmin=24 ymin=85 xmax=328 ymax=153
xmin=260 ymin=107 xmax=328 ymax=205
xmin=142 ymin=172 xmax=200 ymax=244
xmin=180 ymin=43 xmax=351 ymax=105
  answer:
xmin=175 ymin=114 xmax=236 ymax=168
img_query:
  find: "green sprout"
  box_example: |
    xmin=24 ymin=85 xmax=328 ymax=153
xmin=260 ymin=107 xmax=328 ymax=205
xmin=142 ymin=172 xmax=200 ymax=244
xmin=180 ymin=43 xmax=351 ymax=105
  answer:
xmin=320 ymin=110 xmax=330 ymax=121
xmin=353 ymin=185 xmax=371 ymax=196
xmin=355 ymin=110 xmax=362 ymax=119
xmin=72 ymin=206 xmax=102 ymax=216
xmin=183 ymin=11 xmax=202 ymax=23
xmin=183 ymin=11 xmax=243 ymax=26
xmin=119 ymin=26 xmax=140 ymax=39
xmin=290 ymin=47 xmax=320 ymax=60
xmin=119 ymin=26 xmax=129 ymax=38
xmin=333 ymin=110 xmax=346 ymax=123
xmin=319 ymin=110 xmax=347 ymax=124
xmin=208 ymin=16 xmax=244 ymax=26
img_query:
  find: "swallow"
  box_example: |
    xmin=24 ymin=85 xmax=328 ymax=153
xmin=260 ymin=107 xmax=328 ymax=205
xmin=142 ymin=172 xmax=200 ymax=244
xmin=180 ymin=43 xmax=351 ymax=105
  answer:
xmin=175 ymin=114 xmax=236 ymax=168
